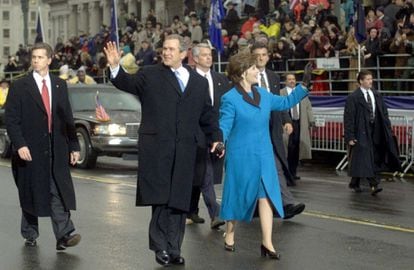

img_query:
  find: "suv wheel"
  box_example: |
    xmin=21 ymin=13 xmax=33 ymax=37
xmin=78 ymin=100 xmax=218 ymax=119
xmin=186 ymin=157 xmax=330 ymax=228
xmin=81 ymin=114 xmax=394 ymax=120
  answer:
xmin=76 ymin=127 xmax=97 ymax=169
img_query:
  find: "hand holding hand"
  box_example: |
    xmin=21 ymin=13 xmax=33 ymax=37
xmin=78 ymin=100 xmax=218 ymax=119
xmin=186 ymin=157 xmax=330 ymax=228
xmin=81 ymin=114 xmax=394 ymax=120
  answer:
xmin=211 ymin=142 xmax=225 ymax=158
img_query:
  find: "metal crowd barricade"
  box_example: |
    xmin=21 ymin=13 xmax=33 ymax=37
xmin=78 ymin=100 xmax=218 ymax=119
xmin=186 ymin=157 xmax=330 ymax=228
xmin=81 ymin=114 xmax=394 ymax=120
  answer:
xmin=399 ymin=119 xmax=414 ymax=178
xmin=310 ymin=114 xmax=347 ymax=170
xmin=311 ymin=114 xmax=412 ymax=176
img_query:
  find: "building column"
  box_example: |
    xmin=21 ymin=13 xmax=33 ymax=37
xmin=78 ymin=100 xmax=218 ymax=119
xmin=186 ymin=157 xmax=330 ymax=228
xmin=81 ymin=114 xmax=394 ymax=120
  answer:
xmin=101 ymin=0 xmax=111 ymax=28
xmin=140 ymin=0 xmax=150 ymax=23
xmin=128 ymin=0 xmax=137 ymax=16
xmin=155 ymin=0 xmax=166 ymax=26
xmin=77 ymin=3 xmax=88 ymax=35
xmin=68 ymin=4 xmax=77 ymax=38
xmin=89 ymin=2 xmax=100 ymax=35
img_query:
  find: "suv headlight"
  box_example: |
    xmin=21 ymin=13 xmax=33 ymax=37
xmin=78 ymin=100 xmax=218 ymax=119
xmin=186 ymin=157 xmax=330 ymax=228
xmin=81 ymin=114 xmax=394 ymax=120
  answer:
xmin=94 ymin=124 xmax=127 ymax=136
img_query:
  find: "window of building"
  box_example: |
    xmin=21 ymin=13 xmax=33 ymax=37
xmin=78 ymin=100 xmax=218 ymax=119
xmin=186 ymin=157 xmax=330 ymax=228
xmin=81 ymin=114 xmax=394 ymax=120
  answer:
xmin=3 ymin=0 xmax=10 ymax=5
xmin=2 ymin=11 xmax=10 ymax=20
xmin=3 ymin=29 xmax=10 ymax=38
xmin=3 ymin=47 xmax=10 ymax=57
xmin=30 ymin=11 xmax=36 ymax=22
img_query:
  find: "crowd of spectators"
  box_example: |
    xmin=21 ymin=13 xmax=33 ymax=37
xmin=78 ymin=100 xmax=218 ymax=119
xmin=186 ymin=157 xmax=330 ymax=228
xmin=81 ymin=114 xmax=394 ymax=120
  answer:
xmin=2 ymin=0 xmax=414 ymax=92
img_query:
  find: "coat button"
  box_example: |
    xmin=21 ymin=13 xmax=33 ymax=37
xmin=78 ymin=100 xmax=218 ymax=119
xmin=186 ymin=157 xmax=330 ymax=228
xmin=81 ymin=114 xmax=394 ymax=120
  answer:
xmin=44 ymin=151 xmax=48 ymax=155
xmin=176 ymin=138 xmax=180 ymax=143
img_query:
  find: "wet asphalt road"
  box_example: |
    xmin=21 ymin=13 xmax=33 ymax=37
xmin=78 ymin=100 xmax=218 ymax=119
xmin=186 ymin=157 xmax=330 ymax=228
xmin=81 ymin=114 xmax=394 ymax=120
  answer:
xmin=0 ymin=156 xmax=413 ymax=270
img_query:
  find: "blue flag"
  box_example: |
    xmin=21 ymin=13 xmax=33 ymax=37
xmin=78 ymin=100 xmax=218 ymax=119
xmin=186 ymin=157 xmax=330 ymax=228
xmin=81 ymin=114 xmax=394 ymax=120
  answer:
xmin=209 ymin=0 xmax=225 ymax=53
xmin=110 ymin=0 xmax=119 ymax=47
xmin=35 ymin=8 xmax=43 ymax=44
xmin=353 ymin=0 xmax=366 ymax=44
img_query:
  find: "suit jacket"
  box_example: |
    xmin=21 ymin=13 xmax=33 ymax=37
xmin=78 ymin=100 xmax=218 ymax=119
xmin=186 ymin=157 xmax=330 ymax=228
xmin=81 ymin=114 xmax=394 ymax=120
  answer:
xmin=281 ymin=86 xmax=314 ymax=160
xmin=111 ymin=64 xmax=222 ymax=211
xmin=193 ymin=70 xmax=231 ymax=186
xmin=265 ymin=69 xmax=294 ymax=184
xmin=344 ymin=88 xmax=400 ymax=177
xmin=5 ymin=72 xmax=79 ymax=217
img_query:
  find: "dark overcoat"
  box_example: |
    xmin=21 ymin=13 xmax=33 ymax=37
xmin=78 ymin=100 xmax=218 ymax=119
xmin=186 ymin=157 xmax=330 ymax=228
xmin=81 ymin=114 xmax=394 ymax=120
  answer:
xmin=193 ymin=71 xmax=231 ymax=186
xmin=5 ymin=73 xmax=79 ymax=217
xmin=344 ymin=88 xmax=400 ymax=177
xmin=111 ymin=65 xmax=222 ymax=211
xmin=266 ymin=70 xmax=294 ymax=184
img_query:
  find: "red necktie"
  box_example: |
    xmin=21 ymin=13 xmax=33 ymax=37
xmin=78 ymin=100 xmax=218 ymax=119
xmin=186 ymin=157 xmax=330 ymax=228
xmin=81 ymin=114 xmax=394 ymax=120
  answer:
xmin=41 ymin=79 xmax=52 ymax=133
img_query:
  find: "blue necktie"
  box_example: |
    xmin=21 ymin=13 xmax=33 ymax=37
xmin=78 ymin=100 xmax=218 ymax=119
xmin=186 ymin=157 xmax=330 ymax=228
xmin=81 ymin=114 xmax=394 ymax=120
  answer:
xmin=175 ymin=71 xmax=185 ymax=92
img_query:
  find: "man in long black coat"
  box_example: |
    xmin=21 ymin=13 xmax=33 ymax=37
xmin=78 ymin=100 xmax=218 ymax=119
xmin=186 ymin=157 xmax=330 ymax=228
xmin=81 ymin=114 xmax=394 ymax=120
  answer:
xmin=252 ymin=42 xmax=305 ymax=218
xmin=104 ymin=35 xmax=223 ymax=266
xmin=187 ymin=43 xmax=231 ymax=229
xmin=5 ymin=42 xmax=81 ymax=250
xmin=344 ymin=70 xmax=400 ymax=195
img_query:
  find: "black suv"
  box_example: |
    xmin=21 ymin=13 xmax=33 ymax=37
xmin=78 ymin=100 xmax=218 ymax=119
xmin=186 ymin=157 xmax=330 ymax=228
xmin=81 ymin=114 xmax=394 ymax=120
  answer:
xmin=0 ymin=84 xmax=141 ymax=169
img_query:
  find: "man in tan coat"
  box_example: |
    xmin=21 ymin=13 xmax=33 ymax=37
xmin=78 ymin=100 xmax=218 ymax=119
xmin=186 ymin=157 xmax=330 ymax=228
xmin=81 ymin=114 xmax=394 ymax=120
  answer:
xmin=281 ymin=73 xmax=314 ymax=179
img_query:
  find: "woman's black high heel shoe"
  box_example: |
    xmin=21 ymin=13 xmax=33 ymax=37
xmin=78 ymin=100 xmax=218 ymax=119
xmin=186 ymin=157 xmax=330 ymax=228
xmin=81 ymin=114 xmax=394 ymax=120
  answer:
xmin=260 ymin=244 xmax=281 ymax=260
xmin=224 ymin=241 xmax=235 ymax=252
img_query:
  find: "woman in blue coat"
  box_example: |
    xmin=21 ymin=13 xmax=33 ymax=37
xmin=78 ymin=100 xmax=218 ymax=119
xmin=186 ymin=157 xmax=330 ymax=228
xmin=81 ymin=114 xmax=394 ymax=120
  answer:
xmin=220 ymin=51 xmax=308 ymax=259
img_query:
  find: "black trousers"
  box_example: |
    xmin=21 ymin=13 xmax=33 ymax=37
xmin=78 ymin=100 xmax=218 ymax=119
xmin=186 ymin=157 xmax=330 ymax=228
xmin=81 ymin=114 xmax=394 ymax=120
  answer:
xmin=288 ymin=120 xmax=301 ymax=177
xmin=275 ymin=155 xmax=295 ymax=206
xmin=21 ymin=178 xmax=75 ymax=241
xmin=188 ymin=149 xmax=220 ymax=219
xmin=149 ymin=205 xmax=186 ymax=257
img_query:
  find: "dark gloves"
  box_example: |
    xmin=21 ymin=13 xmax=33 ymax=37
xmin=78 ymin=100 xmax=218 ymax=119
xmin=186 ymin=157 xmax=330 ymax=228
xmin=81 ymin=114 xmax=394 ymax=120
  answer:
xmin=302 ymin=62 xmax=313 ymax=88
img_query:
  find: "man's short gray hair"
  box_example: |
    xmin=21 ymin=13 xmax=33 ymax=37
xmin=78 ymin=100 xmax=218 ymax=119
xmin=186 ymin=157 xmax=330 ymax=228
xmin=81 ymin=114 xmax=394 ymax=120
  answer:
xmin=192 ymin=43 xmax=212 ymax=58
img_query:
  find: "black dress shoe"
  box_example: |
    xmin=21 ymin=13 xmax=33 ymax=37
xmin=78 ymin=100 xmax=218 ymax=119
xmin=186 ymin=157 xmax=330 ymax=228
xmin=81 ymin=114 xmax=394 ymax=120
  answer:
xmin=260 ymin=244 xmax=281 ymax=260
xmin=188 ymin=213 xmax=205 ymax=224
xmin=155 ymin=250 xmax=170 ymax=266
xmin=56 ymin=233 xmax=81 ymax=251
xmin=25 ymin=239 xmax=37 ymax=247
xmin=293 ymin=175 xmax=301 ymax=180
xmin=211 ymin=217 xmax=225 ymax=230
xmin=286 ymin=181 xmax=296 ymax=187
xmin=224 ymin=241 xmax=235 ymax=252
xmin=371 ymin=185 xmax=383 ymax=196
xmin=283 ymin=203 xmax=305 ymax=220
xmin=170 ymin=255 xmax=185 ymax=265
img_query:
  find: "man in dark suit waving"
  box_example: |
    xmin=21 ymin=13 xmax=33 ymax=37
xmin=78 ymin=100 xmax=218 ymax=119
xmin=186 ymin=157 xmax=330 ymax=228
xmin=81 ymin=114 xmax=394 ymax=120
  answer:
xmin=251 ymin=42 xmax=305 ymax=218
xmin=187 ymin=43 xmax=231 ymax=229
xmin=104 ymin=35 xmax=223 ymax=266
xmin=5 ymin=42 xmax=81 ymax=250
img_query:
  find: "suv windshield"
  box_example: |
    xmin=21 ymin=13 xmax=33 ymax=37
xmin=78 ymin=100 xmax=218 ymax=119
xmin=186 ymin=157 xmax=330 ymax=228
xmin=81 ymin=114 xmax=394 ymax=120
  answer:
xmin=69 ymin=86 xmax=141 ymax=112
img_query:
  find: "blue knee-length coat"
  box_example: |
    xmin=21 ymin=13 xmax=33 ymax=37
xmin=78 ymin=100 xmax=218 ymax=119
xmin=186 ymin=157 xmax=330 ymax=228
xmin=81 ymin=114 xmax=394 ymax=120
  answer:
xmin=219 ymin=84 xmax=308 ymax=222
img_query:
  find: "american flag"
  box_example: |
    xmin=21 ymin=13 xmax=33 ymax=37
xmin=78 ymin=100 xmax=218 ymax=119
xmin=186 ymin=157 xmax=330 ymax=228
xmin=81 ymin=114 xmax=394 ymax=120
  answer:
xmin=95 ymin=91 xmax=110 ymax=122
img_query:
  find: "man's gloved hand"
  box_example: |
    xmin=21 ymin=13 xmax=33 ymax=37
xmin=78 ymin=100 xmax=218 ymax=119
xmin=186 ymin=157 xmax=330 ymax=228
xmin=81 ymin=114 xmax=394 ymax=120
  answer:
xmin=302 ymin=62 xmax=313 ymax=88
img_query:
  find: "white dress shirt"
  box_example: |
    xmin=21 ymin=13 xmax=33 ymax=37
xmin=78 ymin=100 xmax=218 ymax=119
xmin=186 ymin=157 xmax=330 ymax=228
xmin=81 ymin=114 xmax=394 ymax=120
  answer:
xmin=196 ymin=68 xmax=214 ymax=105
xmin=257 ymin=71 xmax=270 ymax=92
xmin=286 ymin=86 xmax=299 ymax=119
xmin=360 ymin=87 xmax=375 ymax=115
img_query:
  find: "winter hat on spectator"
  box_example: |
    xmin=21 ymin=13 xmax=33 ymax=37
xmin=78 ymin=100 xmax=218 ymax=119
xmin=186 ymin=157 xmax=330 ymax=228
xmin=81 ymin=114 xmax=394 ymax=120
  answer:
xmin=224 ymin=1 xmax=238 ymax=7
xmin=376 ymin=6 xmax=385 ymax=14
xmin=59 ymin=64 xmax=69 ymax=80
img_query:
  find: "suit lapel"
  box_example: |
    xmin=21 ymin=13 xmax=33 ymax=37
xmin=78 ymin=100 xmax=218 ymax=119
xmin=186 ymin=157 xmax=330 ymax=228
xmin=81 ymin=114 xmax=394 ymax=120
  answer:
xmin=160 ymin=65 xmax=183 ymax=96
xmin=50 ymin=75 xmax=60 ymax=118
xmin=26 ymin=72 xmax=47 ymax=114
